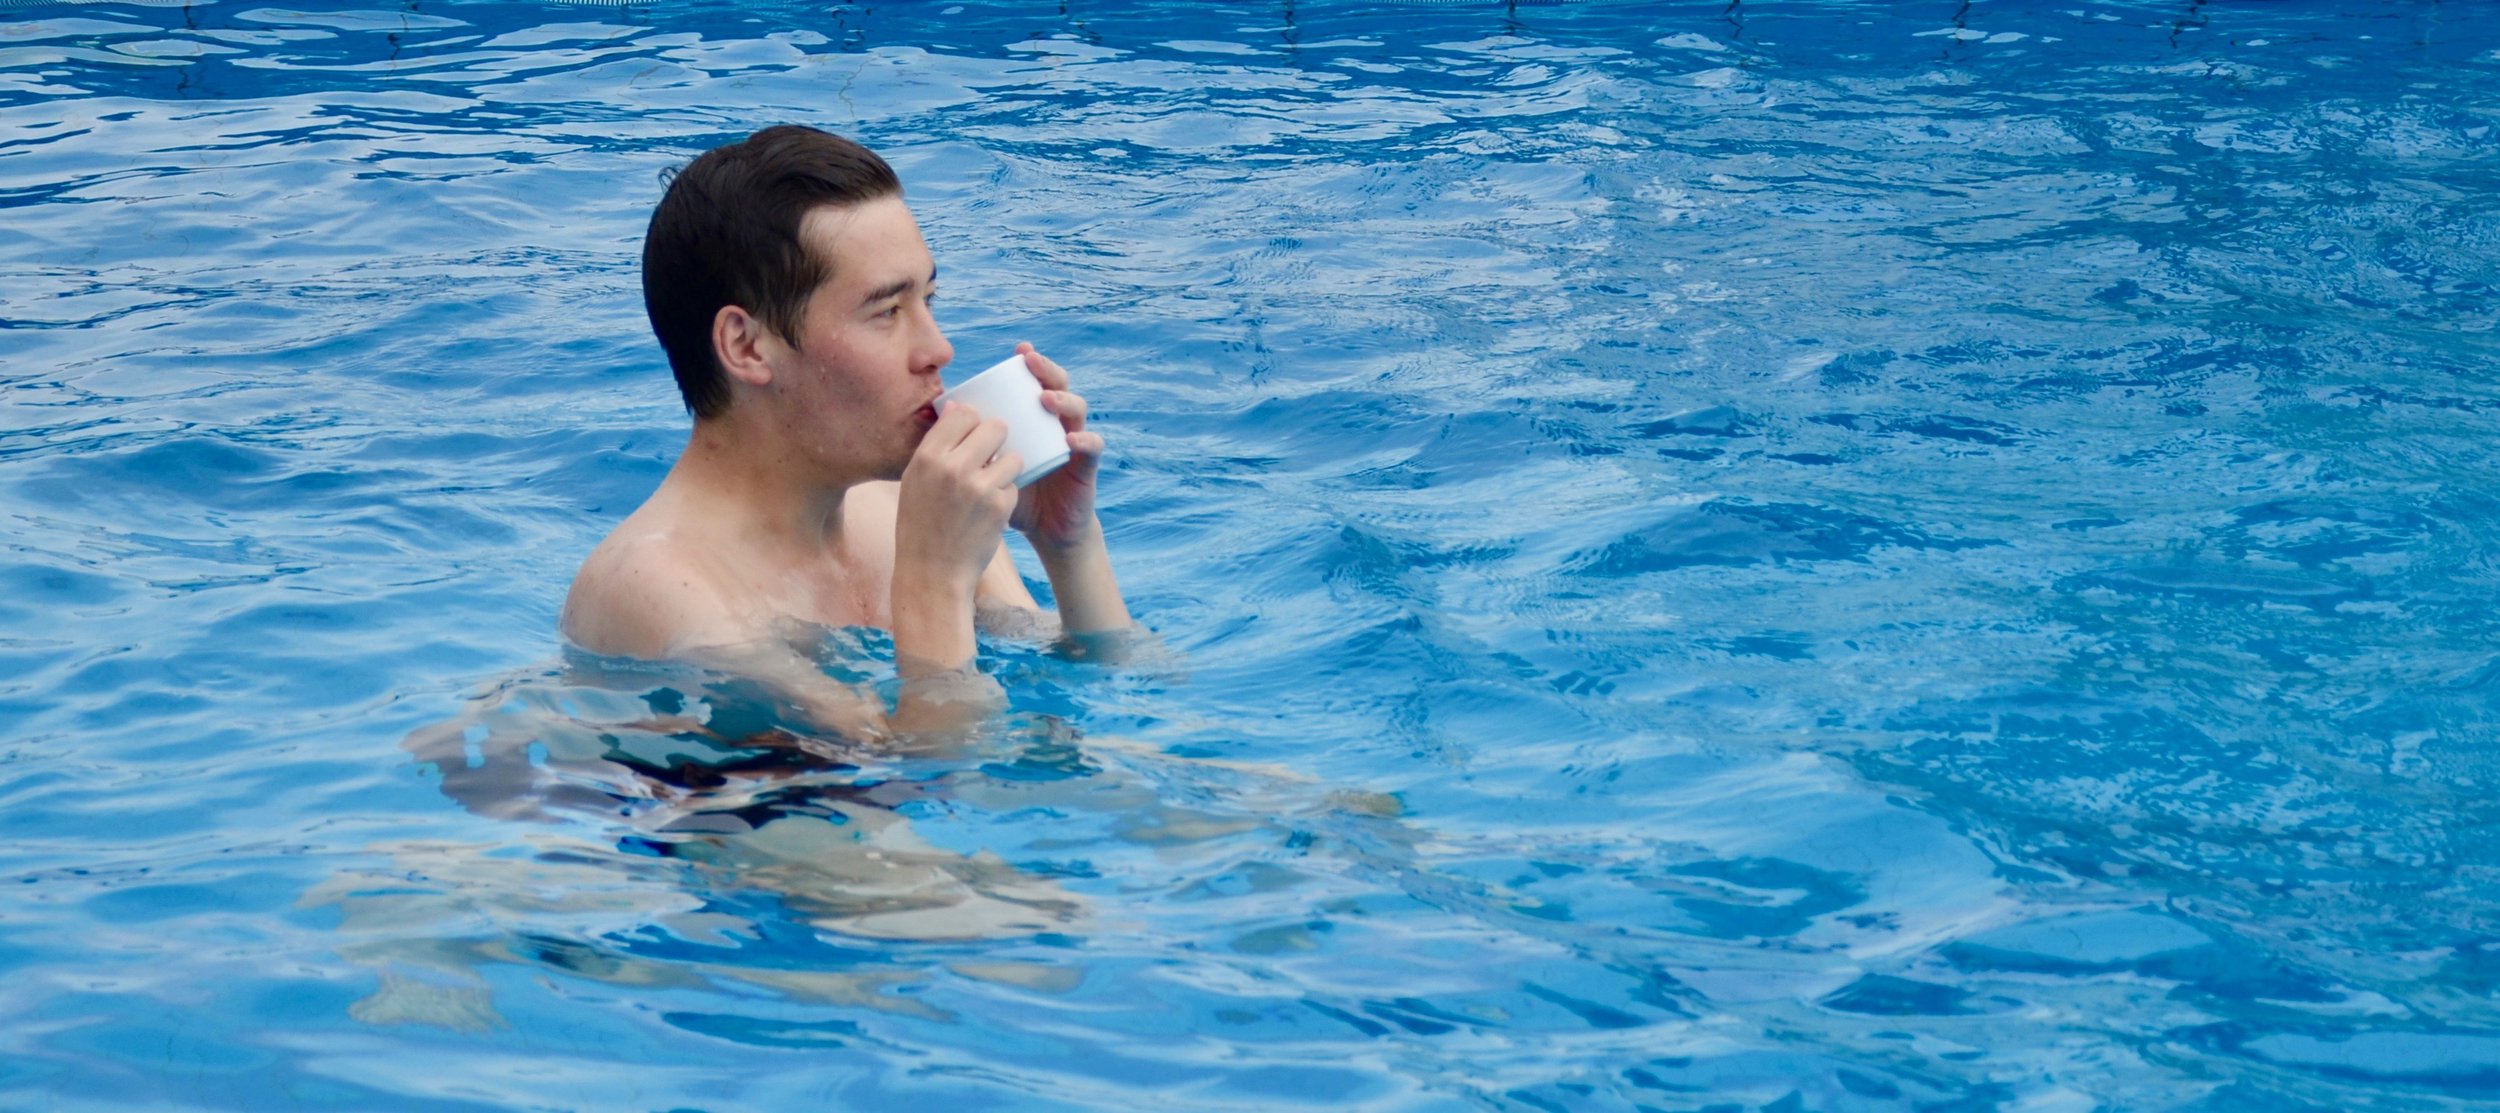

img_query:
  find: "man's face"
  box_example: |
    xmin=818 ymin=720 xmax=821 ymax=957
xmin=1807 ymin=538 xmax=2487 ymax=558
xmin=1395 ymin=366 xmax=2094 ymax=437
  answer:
xmin=765 ymin=195 xmax=954 ymax=480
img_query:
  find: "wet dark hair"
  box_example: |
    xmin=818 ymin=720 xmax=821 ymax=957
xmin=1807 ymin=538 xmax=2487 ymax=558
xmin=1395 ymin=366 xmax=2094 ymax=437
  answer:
xmin=641 ymin=125 xmax=902 ymax=419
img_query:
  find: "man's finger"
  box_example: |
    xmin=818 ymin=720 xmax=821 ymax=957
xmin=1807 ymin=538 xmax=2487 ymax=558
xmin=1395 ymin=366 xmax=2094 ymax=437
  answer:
xmin=1019 ymin=344 xmax=1071 ymax=390
xmin=982 ymin=449 xmax=1025 ymax=488
xmin=929 ymin=400 xmax=984 ymax=446
xmin=1042 ymin=390 xmax=1088 ymax=428
xmin=958 ymin=416 xmax=1010 ymax=467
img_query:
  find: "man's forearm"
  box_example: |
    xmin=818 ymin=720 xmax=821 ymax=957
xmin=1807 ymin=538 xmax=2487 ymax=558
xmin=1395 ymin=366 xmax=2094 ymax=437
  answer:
xmin=890 ymin=569 xmax=978 ymax=675
xmin=1033 ymin=521 xmax=1131 ymax=634
xmin=887 ymin=569 xmax=1005 ymax=742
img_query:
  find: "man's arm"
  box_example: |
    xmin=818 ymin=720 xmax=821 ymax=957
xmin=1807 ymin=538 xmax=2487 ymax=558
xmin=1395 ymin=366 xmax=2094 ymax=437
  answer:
xmin=699 ymin=637 xmax=999 ymax=749
xmin=889 ymin=400 xmax=1027 ymax=735
xmin=1030 ymin=522 xmax=1129 ymax=634
xmin=1005 ymin=344 xmax=1135 ymax=640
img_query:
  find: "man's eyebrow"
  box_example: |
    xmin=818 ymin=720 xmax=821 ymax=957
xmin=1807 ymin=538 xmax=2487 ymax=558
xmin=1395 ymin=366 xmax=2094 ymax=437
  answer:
xmin=858 ymin=269 xmax=938 ymax=307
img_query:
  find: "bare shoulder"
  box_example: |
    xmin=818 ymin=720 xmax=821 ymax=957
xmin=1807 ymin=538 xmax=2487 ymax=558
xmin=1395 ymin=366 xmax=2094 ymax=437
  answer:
xmin=846 ymin=479 xmax=901 ymax=528
xmin=838 ymin=480 xmax=904 ymax=570
xmin=560 ymin=516 xmax=748 ymax=659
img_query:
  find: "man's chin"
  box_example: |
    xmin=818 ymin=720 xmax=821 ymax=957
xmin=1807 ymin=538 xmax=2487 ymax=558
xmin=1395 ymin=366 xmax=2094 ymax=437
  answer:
xmin=880 ymin=436 xmax=921 ymax=482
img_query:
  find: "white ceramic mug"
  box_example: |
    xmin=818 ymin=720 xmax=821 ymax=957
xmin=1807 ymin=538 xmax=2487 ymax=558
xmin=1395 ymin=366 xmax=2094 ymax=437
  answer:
xmin=937 ymin=353 xmax=1072 ymax=488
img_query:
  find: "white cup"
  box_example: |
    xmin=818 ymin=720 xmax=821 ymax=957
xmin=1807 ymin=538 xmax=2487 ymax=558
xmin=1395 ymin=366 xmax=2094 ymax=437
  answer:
xmin=937 ymin=353 xmax=1071 ymax=488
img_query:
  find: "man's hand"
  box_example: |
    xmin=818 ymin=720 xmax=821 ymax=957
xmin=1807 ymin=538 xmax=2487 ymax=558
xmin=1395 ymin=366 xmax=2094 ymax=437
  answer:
xmin=1007 ymin=343 xmax=1107 ymax=553
xmin=898 ymin=401 xmax=1021 ymax=591
xmin=892 ymin=404 xmax=1020 ymax=675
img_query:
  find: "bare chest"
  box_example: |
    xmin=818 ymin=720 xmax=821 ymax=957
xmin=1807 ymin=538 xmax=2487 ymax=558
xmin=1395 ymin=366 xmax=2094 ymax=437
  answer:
xmin=786 ymin=556 xmax=892 ymax=630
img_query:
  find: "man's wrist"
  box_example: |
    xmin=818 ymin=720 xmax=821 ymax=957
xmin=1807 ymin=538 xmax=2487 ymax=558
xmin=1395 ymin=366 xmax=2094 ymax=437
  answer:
xmin=1024 ymin=516 xmax=1107 ymax=557
xmin=890 ymin=567 xmax=978 ymax=675
xmin=1031 ymin=525 xmax=1131 ymax=635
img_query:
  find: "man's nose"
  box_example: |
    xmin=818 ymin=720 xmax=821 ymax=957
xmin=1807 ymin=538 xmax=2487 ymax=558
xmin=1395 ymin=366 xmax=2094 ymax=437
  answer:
xmin=917 ymin=316 xmax=954 ymax=375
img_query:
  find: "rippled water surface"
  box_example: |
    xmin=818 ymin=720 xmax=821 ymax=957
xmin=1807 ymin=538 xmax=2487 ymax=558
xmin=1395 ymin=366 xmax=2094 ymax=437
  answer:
xmin=6 ymin=0 xmax=2500 ymax=1108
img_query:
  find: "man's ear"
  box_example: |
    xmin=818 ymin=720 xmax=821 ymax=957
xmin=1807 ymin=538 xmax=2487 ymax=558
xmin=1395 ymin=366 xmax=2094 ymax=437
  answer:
xmin=712 ymin=305 xmax=780 ymax=389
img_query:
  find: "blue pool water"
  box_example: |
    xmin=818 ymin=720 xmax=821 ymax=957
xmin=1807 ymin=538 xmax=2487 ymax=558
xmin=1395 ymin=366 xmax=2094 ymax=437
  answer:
xmin=5 ymin=0 xmax=2500 ymax=1108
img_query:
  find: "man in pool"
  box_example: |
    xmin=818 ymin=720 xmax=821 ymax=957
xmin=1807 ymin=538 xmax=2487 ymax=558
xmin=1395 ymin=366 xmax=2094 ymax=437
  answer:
xmin=561 ymin=125 xmax=1132 ymax=737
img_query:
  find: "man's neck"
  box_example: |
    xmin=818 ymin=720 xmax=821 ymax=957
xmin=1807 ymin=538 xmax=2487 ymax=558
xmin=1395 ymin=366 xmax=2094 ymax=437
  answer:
xmin=668 ymin=414 xmax=866 ymax=561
